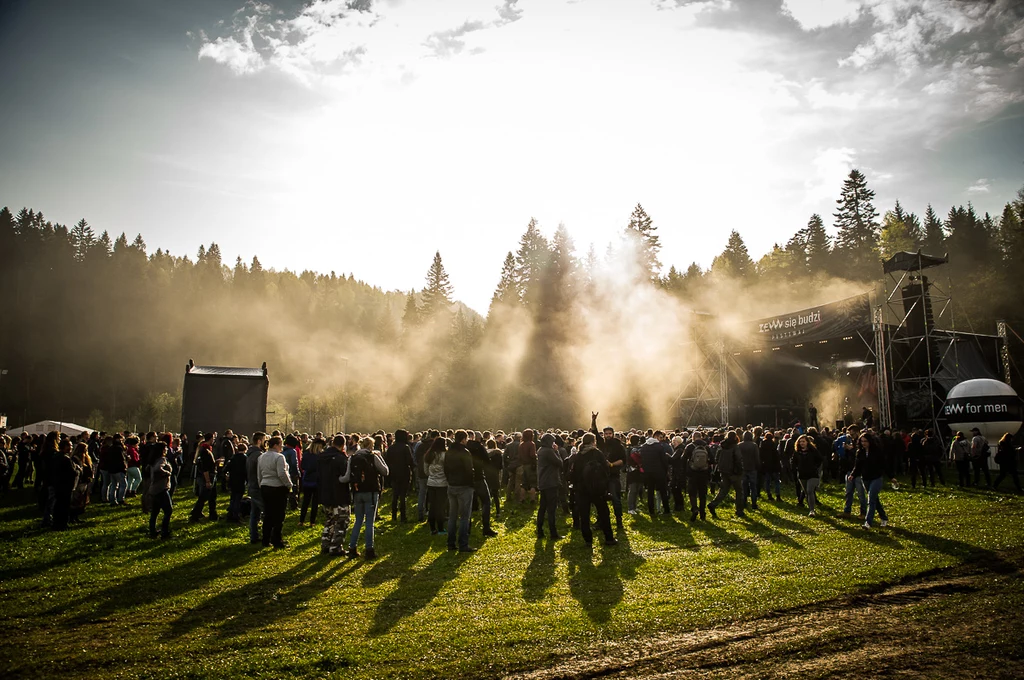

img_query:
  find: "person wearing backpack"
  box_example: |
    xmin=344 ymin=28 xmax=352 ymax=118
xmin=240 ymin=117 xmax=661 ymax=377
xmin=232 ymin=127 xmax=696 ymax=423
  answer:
xmin=707 ymin=430 xmax=745 ymax=519
xmin=536 ymin=433 xmax=564 ymax=539
xmin=317 ymin=434 xmax=351 ymax=555
xmin=571 ymin=432 xmax=616 ymax=546
xmin=682 ymin=433 xmax=712 ymax=521
xmin=340 ymin=436 xmax=389 ymax=559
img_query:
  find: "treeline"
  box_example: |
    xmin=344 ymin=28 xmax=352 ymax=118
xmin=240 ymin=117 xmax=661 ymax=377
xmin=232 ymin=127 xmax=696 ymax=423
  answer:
xmin=1 ymin=170 xmax=1022 ymax=431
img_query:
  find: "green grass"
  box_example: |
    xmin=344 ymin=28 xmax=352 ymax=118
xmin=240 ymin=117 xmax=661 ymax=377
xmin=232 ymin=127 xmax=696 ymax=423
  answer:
xmin=1 ymin=482 xmax=1022 ymax=679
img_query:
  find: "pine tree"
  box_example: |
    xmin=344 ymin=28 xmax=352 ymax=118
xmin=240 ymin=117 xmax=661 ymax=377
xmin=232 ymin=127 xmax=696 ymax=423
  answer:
xmin=922 ymin=204 xmax=945 ymax=254
xmin=804 ymin=214 xmax=831 ymax=273
xmin=206 ymin=243 xmax=223 ymax=270
xmin=131 ymin=234 xmax=147 ymax=254
xmin=250 ymin=255 xmax=263 ymax=273
xmin=420 ymin=251 xmax=454 ymax=317
xmin=879 ymin=205 xmax=918 ymax=260
xmin=513 ymin=218 xmax=549 ymax=307
xmin=624 ymin=203 xmax=662 ymax=283
xmin=1000 ymin=202 xmax=1024 ymax=280
xmin=833 ymin=169 xmax=880 ymax=278
xmin=402 ymin=290 xmax=422 ymax=329
xmin=489 ymin=251 xmax=518 ymax=312
xmin=711 ymin=230 xmax=755 ymax=280
xmin=70 ymin=218 xmax=96 ymax=262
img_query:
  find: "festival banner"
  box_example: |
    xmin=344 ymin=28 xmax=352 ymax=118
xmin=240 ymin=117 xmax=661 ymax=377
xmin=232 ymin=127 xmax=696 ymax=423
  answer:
xmin=748 ymin=293 xmax=872 ymax=346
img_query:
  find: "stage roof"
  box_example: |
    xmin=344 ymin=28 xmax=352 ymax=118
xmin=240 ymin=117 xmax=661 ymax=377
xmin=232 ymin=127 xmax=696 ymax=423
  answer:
xmin=883 ymin=251 xmax=949 ymax=273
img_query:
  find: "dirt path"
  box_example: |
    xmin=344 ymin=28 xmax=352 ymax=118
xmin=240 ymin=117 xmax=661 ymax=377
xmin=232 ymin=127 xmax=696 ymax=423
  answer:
xmin=507 ymin=553 xmax=1024 ymax=679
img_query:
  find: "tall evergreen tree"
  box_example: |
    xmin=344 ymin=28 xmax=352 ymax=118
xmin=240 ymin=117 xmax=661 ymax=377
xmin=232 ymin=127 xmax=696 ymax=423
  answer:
xmin=489 ymin=251 xmax=518 ymax=313
xmin=833 ymin=169 xmax=880 ymax=278
xmin=420 ymin=251 xmax=454 ymax=317
xmin=513 ymin=218 xmax=549 ymax=307
xmin=711 ymin=230 xmax=755 ymax=280
xmin=402 ymin=290 xmax=422 ymax=329
xmin=804 ymin=213 xmax=831 ymax=274
xmin=69 ymin=218 xmax=95 ymax=262
xmin=879 ymin=205 xmax=918 ymax=259
xmin=922 ymin=204 xmax=945 ymax=254
xmin=624 ymin=203 xmax=662 ymax=283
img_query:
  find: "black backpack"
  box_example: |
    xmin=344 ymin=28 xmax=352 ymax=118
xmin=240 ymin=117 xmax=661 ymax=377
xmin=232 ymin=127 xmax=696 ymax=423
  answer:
xmin=350 ymin=452 xmax=380 ymax=493
xmin=581 ymin=457 xmax=608 ymax=498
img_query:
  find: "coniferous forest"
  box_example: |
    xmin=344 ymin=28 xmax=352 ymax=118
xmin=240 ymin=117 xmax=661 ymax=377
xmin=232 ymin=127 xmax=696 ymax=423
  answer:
xmin=2 ymin=170 xmax=1023 ymax=433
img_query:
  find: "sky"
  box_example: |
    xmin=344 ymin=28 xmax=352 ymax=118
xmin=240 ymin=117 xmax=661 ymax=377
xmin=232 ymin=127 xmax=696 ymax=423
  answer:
xmin=1 ymin=0 xmax=1022 ymax=313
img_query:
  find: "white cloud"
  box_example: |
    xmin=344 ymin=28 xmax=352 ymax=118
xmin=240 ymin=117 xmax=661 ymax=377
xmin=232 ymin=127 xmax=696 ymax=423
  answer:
xmin=783 ymin=0 xmax=861 ymax=30
xmin=967 ymin=178 xmax=992 ymax=194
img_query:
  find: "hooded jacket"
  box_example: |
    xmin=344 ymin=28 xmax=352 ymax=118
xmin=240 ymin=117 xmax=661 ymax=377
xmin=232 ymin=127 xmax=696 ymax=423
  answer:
xmin=639 ymin=438 xmax=670 ymax=480
xmin=518 ymin=429 xmax=537 ymax=468
xmin=443 ymin=441 xmax=474 ymax=487
xmin=536 ymin=434 xmax=563 ymax=491
xmin=385 ymin=430 xmax=415 ymax=491
xmin=317 ymin=445 xmax=350 ymax=507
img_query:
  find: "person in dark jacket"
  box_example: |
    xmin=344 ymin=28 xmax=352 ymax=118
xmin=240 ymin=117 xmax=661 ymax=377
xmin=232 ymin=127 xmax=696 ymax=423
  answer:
xmin=485 ymin=436 xmax=503 ymax=519
xmin=851 ymin=432 xmax=894 ymax=529
xmin=737 ymin=431 xmax=760 ymax=510
xmin=415 ymin=430 xmax=436 ymax=522
xmin=190 ymin=434 xmax=218 ymax=521
xmin=226 ymin=442 xmax=249 ymax=524
xmin=50 ymin=439 xmax=80 ymax=531
xmin=708 ymin=432 xmax=744 ymax=519
xmin=792 ymin=435 xmax=824 ymax=516
xmin=571 ymin=432 xmax=616 ymax=546
xmin=444 ymin=431 xmax=476 ymax=552
xmin=921 ymin=429 xmax=945 ymax=487
xmin=760 ymin=432 xmax=782 ymax=500
xmin=299 ymin=437 xmax=323 ymax=526
xmin=669 ymin=436 xmax=688 ymax=511
xmin=640 ymin=433 xmax=671 ymax=516
xmin=536 ymin=433 xmax=564 ymax=539
xmin=682 ymin=434 xmax=712 ymax=521
xmin=467 ymin=431 xmax=497 ymax=537
xmin=317 ymin=435 xmax=351 ymax=555
xmin=908 ymin=430 xmax=927 ymax=488
xmin=385 ymin=430 xmax=415 ymax=523
xmin=148 ymin=442 xmax=173 ymax=539
xmin=591 ymin=413 xmax=626 ymax=528
xmin=993 ymin=433 xmax=1022 ymax=493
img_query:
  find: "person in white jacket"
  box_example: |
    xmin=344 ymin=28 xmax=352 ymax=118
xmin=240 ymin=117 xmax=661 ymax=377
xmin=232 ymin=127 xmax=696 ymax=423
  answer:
xmin=257 ymin=436 xmax=293 ymax=549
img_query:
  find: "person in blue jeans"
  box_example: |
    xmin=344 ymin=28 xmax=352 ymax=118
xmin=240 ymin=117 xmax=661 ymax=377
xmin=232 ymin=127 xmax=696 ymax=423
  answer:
xmin=443 ymin=430 xmax=477 ymax=552
xmin=850 ymin=432 xmax=894 ymax=529
xmin=341 ymin=437 xmax=389 ymax=559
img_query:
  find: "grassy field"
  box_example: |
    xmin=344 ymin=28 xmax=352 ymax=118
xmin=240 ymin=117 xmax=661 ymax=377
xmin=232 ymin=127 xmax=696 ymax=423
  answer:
xmin=1 ymin=481 xmax=1023 ymax=679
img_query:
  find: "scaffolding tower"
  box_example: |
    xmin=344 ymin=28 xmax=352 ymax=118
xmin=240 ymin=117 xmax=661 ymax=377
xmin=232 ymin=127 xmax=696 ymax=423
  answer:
xmin=673 ymin=311 xmax=729 ymax=427
xmin=881 ymin=251 xmax=957 ymax=439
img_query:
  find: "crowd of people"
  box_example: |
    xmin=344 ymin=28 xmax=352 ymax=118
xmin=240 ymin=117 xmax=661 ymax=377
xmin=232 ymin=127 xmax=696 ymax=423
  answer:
xmin=1 ymin=412 xmax=1020 ymax=556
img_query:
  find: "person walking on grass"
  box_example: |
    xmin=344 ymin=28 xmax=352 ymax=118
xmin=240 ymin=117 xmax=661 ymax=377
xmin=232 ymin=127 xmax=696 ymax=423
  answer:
xmin=707 ymin=431 xmax=744 ymax=520
xmin=993 ymin=433 xmax=1022 ymax=493
xmin=571 ymin=432 xmax=616 ymax=547
xmin=536 ymin=433 xmax=564 ymax=539
xmin=257 ymin=435 xmax=293 ymax=549
xmin=852 ymin=432 xmax=894 ymax=529
xmin=793 ymin=434 xmax=824 ymax=517
xmin=318 ymin=434 xmax=351 ymax=556
xmin=342 ymin=436 xmax=389 ymax=559
xmin=738 ymin=430 xmax=760 ymax=511
xmin=842 ymin=426 xmax=867 ymax=520
xmin=148 ymin=442 xmax=173 ymax=539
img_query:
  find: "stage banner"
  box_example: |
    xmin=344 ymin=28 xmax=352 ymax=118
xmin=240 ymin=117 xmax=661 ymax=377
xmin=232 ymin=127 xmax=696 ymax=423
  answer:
xmin=749 ymin=293 xmax=871 ymax=346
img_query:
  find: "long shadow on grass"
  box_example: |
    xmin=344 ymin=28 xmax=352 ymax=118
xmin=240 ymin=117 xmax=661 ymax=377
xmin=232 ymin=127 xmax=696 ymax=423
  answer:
xmin=361 ymin=521 xmax=432 ymax=589
xmin=756 ymin=504 xmax=819 ymax=537
xmin=888 ymin=526 xmax=1020 ymax=574
xmin=522 ymin=538 xmax=557 ymax=602
xmin=690 ymin=520 xmax=760 ymax=558
xmin=741 ymin=514 xmax=804 ymax=550
xmin=369 ymin=549 xmax=470 ymax=635
xmin=629 ymin=512 xmax=699 ymax=552
xmin=57 ymin=542 xmax=260 ymax=624
xmin=560 ymin=531 xmax=645 ymax=624
xmin=815 ymin=512 xmax=904 ymax=549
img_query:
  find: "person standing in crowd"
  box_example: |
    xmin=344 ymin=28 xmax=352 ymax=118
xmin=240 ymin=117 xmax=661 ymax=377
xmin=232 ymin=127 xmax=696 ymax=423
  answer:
xmin=282 ymin=435 xmax=301 ymax=511
xmin=443 ymin=430 xmax=476 ymax=553
xmin=708 ymin=431 xmax=744 ymax=519
xmin=226 ymin=437 xmax=248 ymax=524
xmin=760 ymin=431 xmax=782 ymax=501
xmin=298 ymin=436 xmax=323 ymax=527
xmin=625 ymin=434 xmax=644 ymax=515
xmin=808 ymin=402 xmax=819 ymax=429
xmin=536 ymin=433 xmax=563 ymax=539
xmin=245 ymin=432 xmax=267 ymax=544
xmin=190 ymin=433 xmax=218 ymax=521
xmin=852 ymin=432 xmax=893 ymax=529
xmin=793 ymin=434 xmax=824 ymax=517
xmin=518 ymin=429 xmax=538 ymax=504
xmin=318 ymin=434 xmax=351 ymax=555
xmin=969 ymin=428 xmax=993 ymax=488
xmin=841 ymin=426 xmax=867 ymax=519
xmin=343 ymin=436 xmax=390 ymax=559
xmin=485 ymin=436 xmax=503 ymax=520
xmin=502 ymin=432 xmax=521 ymax=508
xmin=571 ymin=432 xmax=617 ymax=546
xmin=682 ymin=432 xmax=711 ymax=521
xmin=591 ymin=413 xmax=626 ymax=529
xmin=138 ymin=432 xmax=159 ymax=512
xmin=425 ymin=436 xmax=449 ymax=535
xmin=414 ymin=430 xmax=433 ymax=523
xmin=13 ymin=433 xmax=32 ymax=489
xmin=258 ymin=435 xmax=293 ymax=549
xmin=101 ymin=434 xmax=128 ymax=507
xmin=385 ymin=430 xmax=414 ymax=523
xmin=124 ymin=436 xmax=142 ymax=499
xmin=993 ymin=433 xmax=1022 ymax=493
xmin=49 ymin=439 xmax=80 ymax=531
xmin=69 ymin=442 xmax=92 ymax=522
xmin=922 ymin=429 xmax=946 ymax=487
xmin=908 ymin=429 xmax=927 ymax=488
xmin=669 ymin=435 xmax=689 ymax=512
xmin=148 ymin=442 xmax=173 ymax=539
xmin=738 ymin=430 xmax=760 ymax=511
xmin=468 ymin=431 xmax=498 ymax=537
xmin=949 ymin=431 xmax=972 ymax=488
xmin=640 ymin=431 xmax=672 ymax=516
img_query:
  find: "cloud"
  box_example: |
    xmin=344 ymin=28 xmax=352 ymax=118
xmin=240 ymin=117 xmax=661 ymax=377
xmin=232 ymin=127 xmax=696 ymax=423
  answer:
xmin=967 ymin=178 xmax=992 ymax=194
xmin=423 ymin=20 xmax=488 ymax=58
xmin=783 ymin=0 xmax=861 ymax=30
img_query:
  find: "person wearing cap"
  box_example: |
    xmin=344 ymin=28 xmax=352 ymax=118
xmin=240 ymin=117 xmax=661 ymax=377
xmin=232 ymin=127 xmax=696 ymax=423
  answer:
xmin=970 ymin=428 xmax=992 ymax=488
xmin=536 ymin=433 xmax=564 ymax=539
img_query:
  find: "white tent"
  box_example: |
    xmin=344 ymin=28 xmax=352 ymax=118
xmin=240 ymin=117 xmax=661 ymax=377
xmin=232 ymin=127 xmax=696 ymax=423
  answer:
xmin=6 ymin=420 xmax=93 ymax=437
